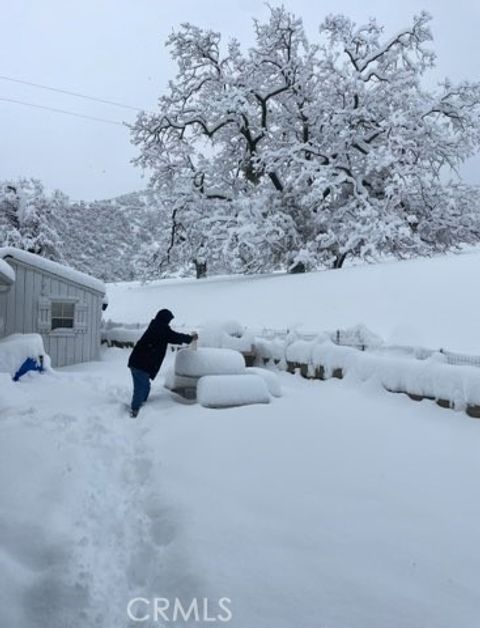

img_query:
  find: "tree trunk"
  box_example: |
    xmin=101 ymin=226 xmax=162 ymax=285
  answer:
xmin=194 ymin=259 xmax=207 ymax=279
xmin=333 ymin=252 xmax=348 ymax=269
xmin=288 ymin=260 xmax=306 ymax=274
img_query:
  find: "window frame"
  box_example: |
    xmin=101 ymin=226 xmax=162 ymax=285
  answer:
xmin=50 ymin=300 xmax=76 ymax=331
xmin=38 ymin=295 xmax=89 ymax=336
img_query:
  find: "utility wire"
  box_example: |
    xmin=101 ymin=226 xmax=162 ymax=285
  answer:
xmin=0 ymin=74 xmax=150 ymax=113
xmin=0 ymin=97 xmax=125 ymax=126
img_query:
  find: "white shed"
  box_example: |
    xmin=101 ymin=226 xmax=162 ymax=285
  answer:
xmin=0 ymin=247 xmax=106 ymax=367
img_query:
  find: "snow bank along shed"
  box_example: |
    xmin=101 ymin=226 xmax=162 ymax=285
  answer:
xmin=0 ymin=247 xmax=106 ymax=367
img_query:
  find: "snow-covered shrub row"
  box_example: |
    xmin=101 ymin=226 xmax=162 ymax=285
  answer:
xmin=324 ymin=342 xmax=480 ymax=409
xmin=266 ymin=334 xmax=480 ymax=409
xmin=197 ymin=374 xmax=271 ymax=408
xmin=0 ymin=334 xmax=49 ymax=376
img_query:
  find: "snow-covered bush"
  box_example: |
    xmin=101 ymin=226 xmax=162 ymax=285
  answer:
xmin=255 ymin=337 xmax=287 ymax=365
xmin=197 ymin=374 xmax=270 ymax=408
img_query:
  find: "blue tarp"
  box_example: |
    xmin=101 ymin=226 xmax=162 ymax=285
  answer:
xmin=13 ymin=357 xmax=44 ymax=382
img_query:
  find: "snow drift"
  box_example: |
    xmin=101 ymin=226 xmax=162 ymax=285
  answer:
xmin=197 ymin=374 xmax=270 ymax=408
xmin=0 ymin=334 xmax=49 ymax=377
xmin=246 ymin=367 xmax=282 ymax=397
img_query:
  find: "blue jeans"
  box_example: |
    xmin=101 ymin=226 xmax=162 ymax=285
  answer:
xmin=130 ymin=367 xmax=151 ymax=412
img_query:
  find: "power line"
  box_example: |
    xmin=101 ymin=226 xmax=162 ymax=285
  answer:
xmin=0 ymin=96 xmax=125 ymax=126
xmin=0 ymin=74 xmax=150 ymax=113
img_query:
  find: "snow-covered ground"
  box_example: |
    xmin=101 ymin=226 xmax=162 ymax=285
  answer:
xmin=107 ymin=249 xmax=480 ymax=354
xmin=1 ymin=346 xmax=480 ymax=628
xmin=3 ymin=252 xmax=480 ymax=627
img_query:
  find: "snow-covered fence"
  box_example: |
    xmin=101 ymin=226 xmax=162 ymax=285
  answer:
xmin=101 ymin=319 xmax=257 ymax=363
xmin=100 ymin=318 xmax=480 ymax=417
xmin=373 ymin=344 xmax=480 ymax=368
xmin=101 ymin=320 xmax=146 ymax=348
xmin=255 ymin=324 xmax=480 ymax=369
xmin=256 ymin=332 xmax=480 ymax=418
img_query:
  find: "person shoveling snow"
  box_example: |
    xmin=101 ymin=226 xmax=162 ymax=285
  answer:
xmin=127 ymin=308 xmax=198 ymax=417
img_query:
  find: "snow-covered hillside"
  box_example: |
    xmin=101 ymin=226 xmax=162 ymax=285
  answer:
xmin=108 ymin=249 xmax=480 ymax=354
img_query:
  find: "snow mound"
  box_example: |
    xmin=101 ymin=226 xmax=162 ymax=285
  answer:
xmin=197 ymin=374 xmax=270 ymax=408
xmin=198 ymin=319 xmax=254 ymax=352
xmin=175 ymin=348 xmax=245 ymax=377
xmin=246 ymin=367 xmax=282 ymax=397
xmin=0 ymin=334 xmax=49 ymax=376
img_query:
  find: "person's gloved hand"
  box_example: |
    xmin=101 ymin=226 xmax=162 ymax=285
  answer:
xmin=191 ymin=332 xmax=199 ymax=341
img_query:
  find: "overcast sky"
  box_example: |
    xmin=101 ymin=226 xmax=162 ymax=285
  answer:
xmin=1 ymin=0 xmax=479 ymax=200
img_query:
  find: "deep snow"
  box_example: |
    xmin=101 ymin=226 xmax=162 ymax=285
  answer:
xmin=3 ymin=251 xmax=480 ymax=627
xmin=1 ymin=347 xmax=480 ymax=627
xmin=107 ymin=249 xmax=480 ymax=353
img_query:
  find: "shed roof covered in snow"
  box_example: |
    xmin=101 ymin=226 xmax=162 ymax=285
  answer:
xmin=0 ymin=257 xmax=15 ymax=285
xmin=0 ymin=247 xmax=105 ymax=294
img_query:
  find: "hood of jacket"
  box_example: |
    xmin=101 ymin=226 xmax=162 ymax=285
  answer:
xmin=154 ymin=308 xmax=174 ymax=325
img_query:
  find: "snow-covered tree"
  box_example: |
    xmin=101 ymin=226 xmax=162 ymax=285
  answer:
xmin=56 ymin=190 xmax=172 ymax=282
xmin=0 ymin=178 xmax=67 ymax=260
xmin=131 ymin=6 xmax=480 ymax=273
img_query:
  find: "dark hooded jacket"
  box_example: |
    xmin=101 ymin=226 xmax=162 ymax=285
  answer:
xmin=128 ymin=309 xmax=193 ymax=379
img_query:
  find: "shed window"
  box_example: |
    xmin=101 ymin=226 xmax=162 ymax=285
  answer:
xmin=51 ymin=302 xmax=75 ymax=330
